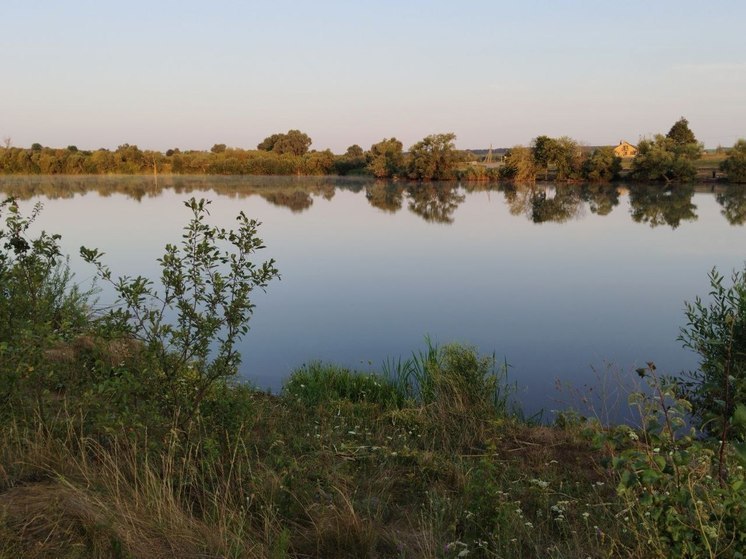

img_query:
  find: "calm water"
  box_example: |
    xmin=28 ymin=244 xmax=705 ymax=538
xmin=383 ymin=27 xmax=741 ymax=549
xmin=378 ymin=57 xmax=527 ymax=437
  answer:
xmin=2 ymin=175 xmax=745 ymax=419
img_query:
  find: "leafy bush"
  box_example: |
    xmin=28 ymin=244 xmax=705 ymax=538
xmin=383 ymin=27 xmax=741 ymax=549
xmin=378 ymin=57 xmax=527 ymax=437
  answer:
xmin=605 ymin=364 xmax=746 ymax=558
xmin=581 ymin=146 xmax=622 ymax=182
xmin=0 ymin=198 xmax=91 ymax=418
xmin=678 ymin=267 xmax=746 ymax=443
xmin=630 ymin=134 xmax=701 ymax=183
xmin=81 ymin=197 xmax=280 ymax=428
xmin=721 ymin=139 xmax=746 ymax=183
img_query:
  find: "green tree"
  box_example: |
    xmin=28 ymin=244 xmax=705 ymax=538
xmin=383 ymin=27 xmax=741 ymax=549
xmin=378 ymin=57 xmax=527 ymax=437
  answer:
xmin=551 ymin=136 xmax=583 ymax=181
xmin=499 ymin=146 xmax=536 ymax=182
xmin=532 ymin=135 xmax=555 ymax=180
xmin=345 ymin=144 xmax=364 ymax=157
xmin=666 ymin=116 xmax=697 ymax=146
xmin=366 ymin=138 xmax=404 ymax=178
xmin=407 ymin=133 xmax=458 ymax=181
xmin=257 ymin=130 xmax=312 ymax=156
xmin=720 ymin=139 xmax=746 ymax=183
xmin=210 ymin=143 xmax=227 ymax=154
xmin=582 ymin=146 xmax=622 ymax=182
xmin=630 ymin=135 xmax=701 ymax=183
xmin=632 ymin=118 xmax=702 ymax=183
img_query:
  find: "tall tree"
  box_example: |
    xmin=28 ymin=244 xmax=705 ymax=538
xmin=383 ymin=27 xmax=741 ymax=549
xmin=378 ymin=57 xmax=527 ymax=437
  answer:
xmin=366 ymin=138 xmax=404 ymax=178
xmin=499 ymin=146 xmax=536 ymax=182
xmin=666 ymin=117 xmax=697 ymax=146
xmin=720 ymin=139 xmax=746 ymax=183
xmin=631 ymin=118 xmax=702 ymax=183
xmin=345 ymin=144 xmax=364 ymax=157
xmin=582 ymin=146 xmax=622 ymax=182
xmin=406 ymin=133 xmax=458 ymax=181
xmin=532 ymin=135 xmax=555 ymax=180
xmin=257 ymin=130 xmax=312 ymax=156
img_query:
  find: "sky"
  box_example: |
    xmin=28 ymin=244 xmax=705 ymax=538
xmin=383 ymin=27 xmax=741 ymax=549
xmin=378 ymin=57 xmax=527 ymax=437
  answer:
xmin=2 ymin=0 xmax=745 ymax=152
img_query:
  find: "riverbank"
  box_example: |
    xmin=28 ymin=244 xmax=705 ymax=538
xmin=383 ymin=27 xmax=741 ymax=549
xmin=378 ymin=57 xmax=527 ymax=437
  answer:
xmin=2 ymin=354 xmax=744 ymax=558
xmin=1 ymin=196 xmax=745 ymax=558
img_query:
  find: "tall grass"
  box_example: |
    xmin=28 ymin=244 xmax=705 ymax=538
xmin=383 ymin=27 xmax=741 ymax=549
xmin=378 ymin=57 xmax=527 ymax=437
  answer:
xmin=382 ymin=337 xmax=517 ymax=417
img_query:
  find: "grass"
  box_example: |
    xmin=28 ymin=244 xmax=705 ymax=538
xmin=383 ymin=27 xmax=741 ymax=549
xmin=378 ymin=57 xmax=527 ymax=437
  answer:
xmin=4 ymin=337 xmax=746 ymax=557
xmin=0 ymin=380 xmax=625 ymax=558
xmin=4 ymin=198 xmax=746 ymax=558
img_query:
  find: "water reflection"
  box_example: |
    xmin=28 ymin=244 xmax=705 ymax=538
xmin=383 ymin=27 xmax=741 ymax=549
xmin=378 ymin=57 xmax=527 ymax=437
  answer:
xmin=365 ymin=181 xmax=404 ymax=212
xmin=628 ymin=184 xmax=697 ymax=229
xmin=501 ymin=183 xmax=583 ymax=224
xmin=717 ymin=185 xmax=746 ymax=225
xmin=406 ymin=183 xmax=465 ymax=224
xmin=581 ymin=183 xmax=620 ymax=216
xmin=0 ymin=176 xmax=744 ymax=228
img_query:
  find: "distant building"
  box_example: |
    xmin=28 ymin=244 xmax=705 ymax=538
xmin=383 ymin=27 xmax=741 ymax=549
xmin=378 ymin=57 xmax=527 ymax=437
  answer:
xmin=613 ymin=140 xmax=638 ymax=157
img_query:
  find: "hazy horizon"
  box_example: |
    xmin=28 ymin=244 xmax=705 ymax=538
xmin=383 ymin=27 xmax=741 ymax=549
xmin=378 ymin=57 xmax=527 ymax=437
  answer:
xmin=2 ymin=1 xmax=745 ymax=152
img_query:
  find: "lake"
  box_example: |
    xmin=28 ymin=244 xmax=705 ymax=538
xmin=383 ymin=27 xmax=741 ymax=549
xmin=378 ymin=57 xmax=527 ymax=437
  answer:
xmin=2 ymin=175 xmax=745 ymax=420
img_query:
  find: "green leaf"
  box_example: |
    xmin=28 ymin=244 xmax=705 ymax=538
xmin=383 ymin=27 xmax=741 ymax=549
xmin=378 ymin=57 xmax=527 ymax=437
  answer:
xmin=732 ymin=404 xmax=746 ymax=430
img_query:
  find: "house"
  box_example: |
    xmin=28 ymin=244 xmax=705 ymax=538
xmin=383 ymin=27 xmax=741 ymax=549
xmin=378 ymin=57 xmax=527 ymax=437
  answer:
xmin=613 ymin=140 xmax=638 ymax=158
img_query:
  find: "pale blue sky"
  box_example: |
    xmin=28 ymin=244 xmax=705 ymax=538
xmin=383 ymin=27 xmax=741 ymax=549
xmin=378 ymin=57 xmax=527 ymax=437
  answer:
xmin=2 ymin=0 xmax=745 ymax=152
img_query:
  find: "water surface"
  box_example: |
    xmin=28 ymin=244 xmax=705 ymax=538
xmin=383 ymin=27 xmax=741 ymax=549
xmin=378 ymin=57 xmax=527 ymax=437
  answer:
xmin=2 ymin=175 xmax=744 ymax=419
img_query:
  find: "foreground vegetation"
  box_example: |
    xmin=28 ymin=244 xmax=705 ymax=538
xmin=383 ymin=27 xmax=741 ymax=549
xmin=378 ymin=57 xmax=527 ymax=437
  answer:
xmin=1 ymin=198 xmax=745 ymax=558
xmin=2 ymin=119 xmax=745 ymax=184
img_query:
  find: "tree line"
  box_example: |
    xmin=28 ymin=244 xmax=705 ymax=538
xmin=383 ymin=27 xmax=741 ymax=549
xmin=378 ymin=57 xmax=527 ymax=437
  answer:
xmin=2 ymin=121 xmax=745 ymax=183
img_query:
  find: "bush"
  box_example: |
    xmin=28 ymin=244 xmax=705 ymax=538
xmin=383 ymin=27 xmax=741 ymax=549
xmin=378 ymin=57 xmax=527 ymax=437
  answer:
xmin=0 ymin=198 xmax=91 ymax=419
xmin=678 ymin=267 xmax=746 ymax=442
xmin=605 ymin=364 xmax=746 ymax=558
xmin=721 ymin=139 xmax=746 ymax=183
xmin=81 ymin=198 xmax=280 ymax=429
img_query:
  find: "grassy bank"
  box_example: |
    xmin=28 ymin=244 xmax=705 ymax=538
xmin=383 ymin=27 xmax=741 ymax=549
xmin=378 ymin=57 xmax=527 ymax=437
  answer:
xmin=1 ymin=197 xmax=745 ymax=558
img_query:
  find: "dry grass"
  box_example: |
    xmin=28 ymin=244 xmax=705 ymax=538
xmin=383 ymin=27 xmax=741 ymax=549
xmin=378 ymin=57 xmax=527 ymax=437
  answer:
xmin=0 ymin=423 xmax=264 ymax=559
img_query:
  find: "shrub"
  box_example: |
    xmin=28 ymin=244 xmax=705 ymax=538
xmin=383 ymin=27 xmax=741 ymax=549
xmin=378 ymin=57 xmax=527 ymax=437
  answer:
xmin=678 ymin=267 xmax=746 ymax=443
xmin=606 ymin=364 xmax=746 ymax=558
xmin=720 ymin=139 xmax=746 ymax=183
xmin=81 ymin=198 xmax=280 ymax=428
xmin=0 ymin=198 xmax=91 ymax=418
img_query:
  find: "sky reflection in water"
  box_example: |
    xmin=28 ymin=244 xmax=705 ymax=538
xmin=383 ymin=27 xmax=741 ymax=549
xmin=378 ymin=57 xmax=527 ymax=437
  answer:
xmin=3 ymin=176 xmax=745 ymax=420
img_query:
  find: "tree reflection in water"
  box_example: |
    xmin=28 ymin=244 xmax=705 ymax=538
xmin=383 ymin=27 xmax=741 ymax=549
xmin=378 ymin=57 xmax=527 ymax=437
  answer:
xmin=365 ymin=181 xmax=404 ymax=212
xmin=581 ymin=184 xmax=620 ymax=216
xmin=500 ymin=183 xmax=583 ymax=224
xmin=405 ymin=183 xmax=465 ymax=224
xmin=0 ymin=176 xmax=743 ymax=229
xmin=716 ymin=185 xmax=746 ymax=225
xmin=628 ymin=184 xmax=697 ymax=229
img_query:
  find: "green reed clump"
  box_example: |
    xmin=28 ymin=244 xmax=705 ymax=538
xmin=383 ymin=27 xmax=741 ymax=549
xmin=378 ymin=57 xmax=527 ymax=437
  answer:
xmin=383 ymin=338 xmax=517 ymax=417
xmin=283 ymin=362 xmax=403 ymax=409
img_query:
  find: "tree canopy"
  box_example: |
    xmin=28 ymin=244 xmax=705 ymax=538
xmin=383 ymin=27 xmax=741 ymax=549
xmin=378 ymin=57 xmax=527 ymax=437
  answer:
xmin=720 ymin=139 xmax=746 ymax=183
xmin=666 ymin=117 xmax=697 ymax=146
xmin=366 ymin=138 xmax=404 ymax=179
xmin=406 ymin=133 xmax=458 ymax=181
xmin=631 ymin=118 xmax=702 ymax=183
xmin=257 ymin=130 xmax=312 ymax=156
